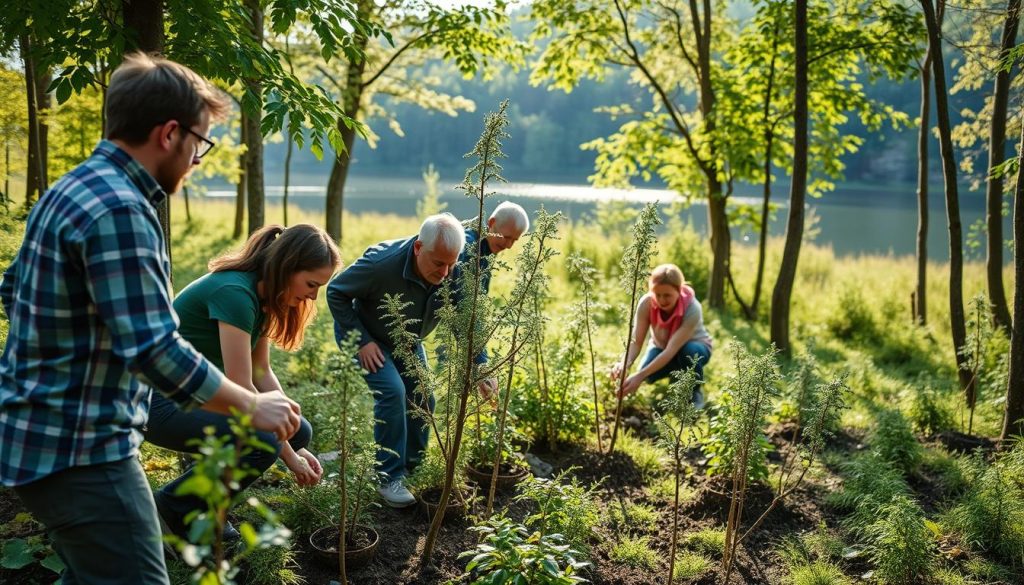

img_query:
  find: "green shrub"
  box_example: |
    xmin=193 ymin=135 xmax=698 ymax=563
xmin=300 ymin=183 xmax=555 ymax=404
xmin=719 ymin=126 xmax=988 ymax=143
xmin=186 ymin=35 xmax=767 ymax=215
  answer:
xmin=617 ymin=430 xmax=667 ymax=481
xmin=609 ymin=535 xmax=658 ymax=570
xmin=460 ymin=516 xmax=589 ymax=584
xmin=516 ymin=471 xmax=602 ymax=555
xmin=943 ymin=447 xmax=1024 ymax=566
xmin=871 ymin=409 xmax=922 ymax=475
xmin=826 ymin=288 xmax=877 ymax=341
xmin=907 ymin=385 xmax=956 ymax=435
xmin=787 ymin=561 xmax=852 ymax=585
xmin=700 ymin=393 xmax=774 ymax=483
xmin=672 ymin=551 xmax=711 ymax=581
xmin=865 ymin=494 xmax=934 ymax=584
xmin=962 ymin=557 xmax=1015 ymax=582
xmin=828 ymin=453 xmax=910 ymax=538
xmin=683 ymin=527 xmax=726 ymax=557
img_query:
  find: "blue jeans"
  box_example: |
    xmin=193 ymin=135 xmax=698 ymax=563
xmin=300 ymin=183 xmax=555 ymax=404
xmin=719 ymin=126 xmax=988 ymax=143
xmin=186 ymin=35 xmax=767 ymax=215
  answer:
xmin=366 ymin=344 xmax=432 ymax=482
xmin=14 ymin=458 xmax=169 ymax=585
xmin=640 ymin=341 xmax=712 ymax=387
xmin=143 ymin=392 xmax=313 ymax=522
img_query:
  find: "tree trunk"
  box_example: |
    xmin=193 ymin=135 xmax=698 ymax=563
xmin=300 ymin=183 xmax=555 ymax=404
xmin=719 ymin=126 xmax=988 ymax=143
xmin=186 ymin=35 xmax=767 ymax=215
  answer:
xmin=20 ymin=35 xmax=49 ymax=209
xmin=122 ymin=0 xmax=164 ymax=53
xmin=769 ymin=0 xmax=807 ymax=355
xmin=985 ymin=0 xmax=1020 ymax=334
xmin=694 ymin=0 xmax=727 ymax=309
xmin=122 ymin=0 xmax=169 ymax=263
xmin=751 ymin=19 xmax=781 ymax=319
xmin=1002 ymin=123 xmax=1024 ymax=442
xmin=324 ymin=34 xmax=369 ymax=243
xmin=283 ymin=130 xmax=292 ymax=227
xmin=234 ymin=111 xmax=247 ymax=239
xmin=915 ymin=47 xmax=932 ymax=325
xmin=920 ymin=0 xmax=974 ymax=403
xmin=244 ymin=0 xmax=264 ymax=236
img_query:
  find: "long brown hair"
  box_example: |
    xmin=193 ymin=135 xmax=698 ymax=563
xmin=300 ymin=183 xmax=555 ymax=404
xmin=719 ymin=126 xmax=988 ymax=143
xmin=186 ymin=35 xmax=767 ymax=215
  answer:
xmin=209 ymin=224 xmax=340 ymax=351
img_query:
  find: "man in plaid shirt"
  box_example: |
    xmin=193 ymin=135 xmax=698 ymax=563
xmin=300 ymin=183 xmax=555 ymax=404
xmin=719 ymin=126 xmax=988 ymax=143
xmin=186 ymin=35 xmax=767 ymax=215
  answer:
xmin=0 ymin=53 xmax=301 ymax=584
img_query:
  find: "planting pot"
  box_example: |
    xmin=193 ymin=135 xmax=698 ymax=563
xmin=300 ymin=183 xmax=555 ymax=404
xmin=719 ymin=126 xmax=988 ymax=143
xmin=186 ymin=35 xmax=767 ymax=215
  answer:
xmin=418 ymin=482 xmax=477 ymax=523
xmin=465 ymin=461 xmax=529 ymax=491
xmin=309 ymin=524 xmax=380 ymax=570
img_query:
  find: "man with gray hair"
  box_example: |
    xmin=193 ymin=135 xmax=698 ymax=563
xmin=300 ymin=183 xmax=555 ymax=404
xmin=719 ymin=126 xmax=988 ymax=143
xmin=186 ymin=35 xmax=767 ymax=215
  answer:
xmin=327 ymin=212 xmax=465 ymax=507
xmin=458 ymin=201 xmax=530 ymax=395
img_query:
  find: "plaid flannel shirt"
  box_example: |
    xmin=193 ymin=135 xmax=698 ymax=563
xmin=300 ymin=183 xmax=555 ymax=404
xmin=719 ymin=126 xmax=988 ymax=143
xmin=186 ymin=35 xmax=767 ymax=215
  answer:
xmin=0 ymin=140 xmax=224 ymax=487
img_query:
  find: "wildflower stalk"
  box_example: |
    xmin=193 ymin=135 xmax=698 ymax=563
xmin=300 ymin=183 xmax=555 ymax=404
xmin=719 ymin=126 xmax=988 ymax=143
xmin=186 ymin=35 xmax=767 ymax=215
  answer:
xmin=608 ymin=203 xmax=661 ymax=454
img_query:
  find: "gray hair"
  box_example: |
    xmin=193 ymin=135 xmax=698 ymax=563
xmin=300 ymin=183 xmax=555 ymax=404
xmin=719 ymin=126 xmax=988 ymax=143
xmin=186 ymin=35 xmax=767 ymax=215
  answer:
xmin=419 ymin=213 xmax=466 ymax=254
xmin=489 ymin=201 xmax=529 ymax=233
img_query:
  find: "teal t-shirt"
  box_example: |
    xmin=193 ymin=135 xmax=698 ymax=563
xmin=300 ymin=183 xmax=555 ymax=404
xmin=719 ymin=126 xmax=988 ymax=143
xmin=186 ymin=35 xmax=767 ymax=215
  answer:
xmin=173 ymin=271 xmax=263 ymax=371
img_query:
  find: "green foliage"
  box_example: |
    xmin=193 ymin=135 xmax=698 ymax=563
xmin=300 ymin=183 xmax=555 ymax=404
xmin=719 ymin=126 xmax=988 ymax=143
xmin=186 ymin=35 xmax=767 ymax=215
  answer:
xmin=908 ymin=385 xmax=956 ymax=435
xmin=0 ymin=535 xmax=64 ymax=574
xmin=616 ymin=431 xmax=667 ymax=482
xmin=825 ymin=288 xmax=878 ymax=342
xmin=672 ymin=550 xmax=712 ymax=581
xmin=459 ymin=516 xmax=589 ymax=584
xmin=701 ymin=386 xmax=776 ymax=483
xmin=606 ymin=501 xmax=660 ymax=535
xmin=515 ymin=471 xmax=601 ymax=555
xmin=870 ymin=409 xmax=923 ymax=475
xmin=275 ymin=481 xmax=341 ymax=536
xmin=683 ymin=528 xmax=726 ymax=558
xmin=242 ymin=544 xmax=305 ymax=585
xmin=864 ymin=494 xmax=935 ymax=584
xmin=942 ymin=443 xmax=1024 ymax=567
xmin=169 ymin=414 xmax=293 ymax=585
xmin=608 ymin=535 xmax=658 ymax=570
xmin=787 ymin=561 xmax=852 ymax=585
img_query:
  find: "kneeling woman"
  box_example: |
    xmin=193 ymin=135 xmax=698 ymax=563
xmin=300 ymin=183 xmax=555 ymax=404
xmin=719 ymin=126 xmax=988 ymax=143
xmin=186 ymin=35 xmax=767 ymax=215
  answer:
xmin=146 ymin=224 xmax=340 ymax=540
xmin=610 ymin=263 xmax=712 ymax=406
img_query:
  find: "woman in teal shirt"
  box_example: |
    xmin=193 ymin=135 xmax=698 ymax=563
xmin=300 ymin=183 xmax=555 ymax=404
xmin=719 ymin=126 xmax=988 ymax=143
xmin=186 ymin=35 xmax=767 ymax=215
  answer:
xmin=145 ymin=224 xmax=340 ymax=542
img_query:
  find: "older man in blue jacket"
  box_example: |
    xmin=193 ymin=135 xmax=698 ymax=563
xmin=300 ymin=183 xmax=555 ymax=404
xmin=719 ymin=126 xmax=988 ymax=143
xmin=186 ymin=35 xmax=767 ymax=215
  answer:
xmin=327 ymin=213 xmax=465 ymax=507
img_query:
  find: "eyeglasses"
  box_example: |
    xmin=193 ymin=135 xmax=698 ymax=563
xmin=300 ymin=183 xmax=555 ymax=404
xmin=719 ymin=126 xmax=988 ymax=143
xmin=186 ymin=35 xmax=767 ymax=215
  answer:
xmin=179 ymin=125 xmax=216 ymax=159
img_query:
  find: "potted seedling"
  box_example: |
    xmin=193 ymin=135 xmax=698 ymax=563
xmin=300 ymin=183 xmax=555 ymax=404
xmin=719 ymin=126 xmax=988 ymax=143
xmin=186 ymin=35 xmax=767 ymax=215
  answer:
xmin=466 ymin=412 xmax=530 ymax=492
xmin=308 ymin=333 xmax=382 ymax=582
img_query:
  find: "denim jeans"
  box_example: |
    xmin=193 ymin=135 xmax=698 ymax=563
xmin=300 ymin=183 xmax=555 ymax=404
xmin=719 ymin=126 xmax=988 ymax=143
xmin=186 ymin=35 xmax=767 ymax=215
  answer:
xmin=366 ymin=344 xmax=432 ymax=482
xmin=640 ymin=341 xmax=712 ymax=386
xmin=143 ymin=392 xmax=313 ymax=522
xmin=14 ymin=457 xmax=169 ymax=585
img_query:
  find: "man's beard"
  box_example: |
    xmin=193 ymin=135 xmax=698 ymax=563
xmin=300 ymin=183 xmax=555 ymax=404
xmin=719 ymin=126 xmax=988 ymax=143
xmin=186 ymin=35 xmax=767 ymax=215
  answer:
xmin=154 ymin=141 xmax=190 ymax=194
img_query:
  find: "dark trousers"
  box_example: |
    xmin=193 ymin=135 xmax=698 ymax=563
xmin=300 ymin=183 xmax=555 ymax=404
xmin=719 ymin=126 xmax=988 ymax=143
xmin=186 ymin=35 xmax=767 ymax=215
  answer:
xmin=640 ymin=341 xmax=712 ymax=385
xmin=14 ymin=457 xmax=169 ymax=585
xmin=143 ymin=393 xmax=312 ymax=522
xmin=365 ymin=344 xmax=432 ymax=482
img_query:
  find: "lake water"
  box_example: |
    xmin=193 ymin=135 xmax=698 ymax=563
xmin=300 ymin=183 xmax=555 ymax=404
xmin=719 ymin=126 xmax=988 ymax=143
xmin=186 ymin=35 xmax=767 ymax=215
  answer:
xmin=202 ymin=173 xmax=1005 ymax=262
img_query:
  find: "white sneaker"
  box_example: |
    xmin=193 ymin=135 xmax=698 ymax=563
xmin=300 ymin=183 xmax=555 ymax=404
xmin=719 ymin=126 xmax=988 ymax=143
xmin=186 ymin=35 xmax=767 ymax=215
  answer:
xmin=377 ymin=479 xmax=416 ymax=508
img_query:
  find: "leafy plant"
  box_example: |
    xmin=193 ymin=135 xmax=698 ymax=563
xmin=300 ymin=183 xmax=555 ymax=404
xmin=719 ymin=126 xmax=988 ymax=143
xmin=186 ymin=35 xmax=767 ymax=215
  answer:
xmin=0 ymin=535 xmax=64 ymax=575
xmin=908 ymin=385 xmax=955 ymax=435
xmin=683 ymin=528 xmax=726 ymax=558
xmin=606 ymin=500 xmax=660 ymax=535
xmin=515 ymin=471 xmax=601 ymax=555
xmin=459 ymin=516 xmax=590 ymax=584
xmin=828 ymin=453 xmax=911 ymax=540
xmin=242 ymin=544 xmax=305 ymax=585
xmin=787 ymin=561 xmax=851 ymax=585
xmin=168 ymin=414 xmax=293 ymax=585
xmin=608 ymin=202 xmax=661 ymax=453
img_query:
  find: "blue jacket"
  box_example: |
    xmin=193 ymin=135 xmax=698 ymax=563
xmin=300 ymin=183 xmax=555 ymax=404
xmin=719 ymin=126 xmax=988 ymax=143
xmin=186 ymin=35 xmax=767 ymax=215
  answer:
xmin=327 ymin=236 xmax=443 ymax=351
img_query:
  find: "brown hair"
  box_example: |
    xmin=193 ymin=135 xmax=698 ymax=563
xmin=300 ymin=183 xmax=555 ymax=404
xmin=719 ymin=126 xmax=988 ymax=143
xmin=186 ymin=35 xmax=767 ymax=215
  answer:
xmin=105 ymin=52 xmax=231 ymax=145
xmin=209 ymin=224 xmax=341 ymax=351
xmin=649 ymin=263 xmax=685 ymax=289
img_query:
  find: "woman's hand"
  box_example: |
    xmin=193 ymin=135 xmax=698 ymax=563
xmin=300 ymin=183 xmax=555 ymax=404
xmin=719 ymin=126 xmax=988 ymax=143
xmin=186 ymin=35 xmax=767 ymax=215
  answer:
xmin=610 ymin=361 xmax=624 ymax=382
xmin=286 ymin=448 xmax=323 ymax=487
xmin=618 ymin=373 xmax=643 ymax=398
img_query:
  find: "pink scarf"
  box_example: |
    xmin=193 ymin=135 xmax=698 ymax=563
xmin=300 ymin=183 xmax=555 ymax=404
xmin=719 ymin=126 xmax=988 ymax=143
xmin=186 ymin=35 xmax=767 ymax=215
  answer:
xmin=649 ymin=285 xmax=695 ymax=338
